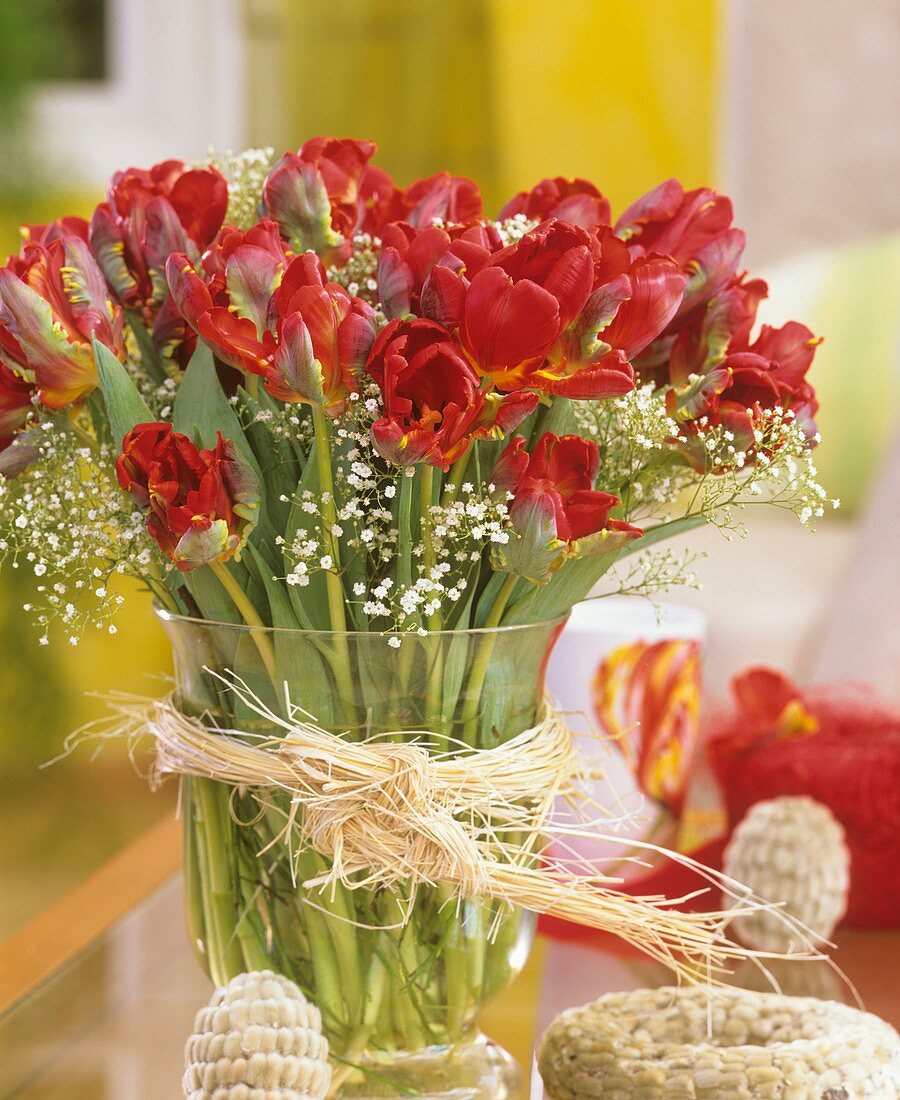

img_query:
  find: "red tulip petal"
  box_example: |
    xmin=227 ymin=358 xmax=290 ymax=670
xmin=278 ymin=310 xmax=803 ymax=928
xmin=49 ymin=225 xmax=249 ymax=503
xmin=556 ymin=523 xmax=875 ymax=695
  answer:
xmin=267 ymin=313 xmax=323 ymax=405
xmin=0 ymin=269 xmax=98 ymax=407
xmin=287 ymin=285 xmax=340 ymax=373
xmin=420 ymin=265 xmax=466 ymax=329
xmin=601 ymin=258 xmax=686 ymax=358
xmin=337 ymin=303 xmax=378 ymax=375
xmin=750 ymin=322 xmax=821 ymax=384
xmin=538 ymin=353 xmax=635 ymax=400
xmin=263 ymin=154 xmax=342 ymax=255
xmin=143 ymin=198 xmax=193 ymax=299
xmin=225 ymin=245 xmax=285 ymax=336
xmin=371 ymin=416 xmax=433 ymax=465
xmin=559 ymin=274 xmax=632 ymax=366
xmin=197 ymin=307 xmax=269 ymax=374
xmin=89 ymin=202 xmax=139 ymax=305
xmin=167 ymin=167 xmax=229 ymax=246
xmin=377 ymin=246 xmax=415 ymax=320
xmin=565 ymin=488 xmax=618 ymax=540
xmin=542 ymin=245 xmax=594 ymax=327
xmin=489 ymin=436 xmax=528 ymax=496
xmin=615 ymin=179 xmax=684 ymax=239
xmin=165 ymin=253 xmax=215 ymax=329
xmin=552 ymin=192 xmax=612 ymax=230
xmin=462 ymin=267 xmax=559 ymax=376
xmin=678 ymin=228 xmax=746 ymax=316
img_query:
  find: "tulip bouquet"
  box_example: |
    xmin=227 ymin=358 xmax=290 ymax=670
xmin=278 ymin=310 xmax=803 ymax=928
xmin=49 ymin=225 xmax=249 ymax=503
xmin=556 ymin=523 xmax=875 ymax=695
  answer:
xmin=0 ymin=138 xmax=832 ymax=1089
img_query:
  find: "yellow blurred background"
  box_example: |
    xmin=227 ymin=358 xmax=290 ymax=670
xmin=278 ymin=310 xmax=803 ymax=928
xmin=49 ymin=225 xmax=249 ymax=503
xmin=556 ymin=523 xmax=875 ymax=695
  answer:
xmin=0 ymin=0 xmax=897 ymax=935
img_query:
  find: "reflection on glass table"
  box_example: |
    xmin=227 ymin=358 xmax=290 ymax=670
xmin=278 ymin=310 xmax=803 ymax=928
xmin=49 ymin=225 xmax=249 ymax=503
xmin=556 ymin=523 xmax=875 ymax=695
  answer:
xmin=1 ymin=851 xmax=898 ymax=1100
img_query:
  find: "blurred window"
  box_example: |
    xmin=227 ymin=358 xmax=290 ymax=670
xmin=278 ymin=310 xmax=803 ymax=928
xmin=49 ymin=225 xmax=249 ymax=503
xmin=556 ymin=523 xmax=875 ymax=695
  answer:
xmin=42 ymin=0 xmax=108 ymax=83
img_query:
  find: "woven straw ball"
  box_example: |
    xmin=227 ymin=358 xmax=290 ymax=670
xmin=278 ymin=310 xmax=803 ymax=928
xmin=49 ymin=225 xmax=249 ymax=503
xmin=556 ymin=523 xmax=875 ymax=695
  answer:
xmin=723 ymin=795 xmax=850 ymax=951
xmin=183 ymin=970 xmax=331 ymax=1100
xmin=538 ymin=985 xmax=900 ymax=1099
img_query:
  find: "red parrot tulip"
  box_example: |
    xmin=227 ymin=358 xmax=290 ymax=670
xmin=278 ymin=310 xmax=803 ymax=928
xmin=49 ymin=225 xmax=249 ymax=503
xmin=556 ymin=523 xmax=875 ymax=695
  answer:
xmin=167 ymin=233 xmax=377 ymax=415
xmin=89 ymin=159 xmax=228 ymax=319
xmin=365 ymin=318 xmax=537 ymax=469
xmin=666 ymin=276 xmax=821 ymax=457
xmin=0 ymin=234 xmax=125 ymax=409
xmin=491 ymin=433 xmax=642 ymax=579
xmin=116 ymin=423 xmax=259 ymax=571
xmin=421 ymin=219 xmax=683 ymax=399
xmin=499 ymin=177 xmax=611 ymax=231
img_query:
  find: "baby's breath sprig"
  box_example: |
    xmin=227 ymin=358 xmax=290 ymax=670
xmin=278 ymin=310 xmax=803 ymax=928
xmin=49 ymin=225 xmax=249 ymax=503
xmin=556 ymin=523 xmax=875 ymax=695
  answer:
xmin=326 ymin=233 xmax=382 ymax=307
xmin=605 ymin=546 xmax=703 ymax=601
xmin=575 ymin=386 xmax=693 ymax=521
xmin=0 ymin=421 xmax=156 ymax=644
xmin=577 ymin=387 xmax=837 ymax=535
xmin=686 ymin=409 xmax=839 ymax=533
xmin=494 ymin=215 xmax=540 ymax=244
xmin=203 ymin=146 xmax=276 ymax=230
xmin=278 ymin=387 xmax=511 ymax=637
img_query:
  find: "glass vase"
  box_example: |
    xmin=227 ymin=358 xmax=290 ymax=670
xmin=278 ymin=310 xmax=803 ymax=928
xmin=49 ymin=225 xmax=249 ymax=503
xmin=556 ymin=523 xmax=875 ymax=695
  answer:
xmin=158 ymin=609 xmax=566 ymax=1099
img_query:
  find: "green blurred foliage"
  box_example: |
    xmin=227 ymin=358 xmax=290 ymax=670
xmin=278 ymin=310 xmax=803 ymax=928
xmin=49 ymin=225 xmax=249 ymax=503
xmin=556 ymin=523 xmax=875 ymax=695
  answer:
xmin=0 ymin=570 xmax=73 ymax=770
xmin=0 ymin=0 xmax=105 ymax=194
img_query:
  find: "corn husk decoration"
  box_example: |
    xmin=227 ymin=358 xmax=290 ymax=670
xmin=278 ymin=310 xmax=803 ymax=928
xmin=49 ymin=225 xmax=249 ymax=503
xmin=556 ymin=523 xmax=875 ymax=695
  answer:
xmin=183 ymin=970 xmax=331 ymax=1100
xmin=723 ymin=795 xmax=850 ymax=951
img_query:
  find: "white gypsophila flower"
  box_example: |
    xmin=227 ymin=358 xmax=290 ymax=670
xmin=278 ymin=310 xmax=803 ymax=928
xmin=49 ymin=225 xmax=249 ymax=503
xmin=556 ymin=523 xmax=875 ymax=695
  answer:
xmin=605 ymin=546 xmax=704 ymax=601
xmin=0 ymin=422 xmax=158 ymax=642
xmin=278 ymin=388 xmax=513 ymax=634
xmin=326 ymin=234 xmax=382 ymax=306
xmin=493 ymin=215 xmax=539 ymax=245
xmin=575 ymin=386 xmax=834 ymax=534
xmin=203 ymin=146 xmax=276 ymax=230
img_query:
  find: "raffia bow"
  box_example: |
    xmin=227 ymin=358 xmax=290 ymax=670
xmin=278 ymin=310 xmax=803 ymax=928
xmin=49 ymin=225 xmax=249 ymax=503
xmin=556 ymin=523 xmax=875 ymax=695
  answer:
xmin=99 ymin=670 xmax=820 ymax=980
xmin=145 ymin=676 xmax=577 ymax=898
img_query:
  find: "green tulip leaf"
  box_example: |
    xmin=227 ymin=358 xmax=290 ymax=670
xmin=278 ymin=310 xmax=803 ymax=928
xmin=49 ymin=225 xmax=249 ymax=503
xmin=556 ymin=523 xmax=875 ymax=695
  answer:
xmin=92 ymin=334 xmax=154 ymax=447
xmin=172 ymin=342 xmax=262 ymax=484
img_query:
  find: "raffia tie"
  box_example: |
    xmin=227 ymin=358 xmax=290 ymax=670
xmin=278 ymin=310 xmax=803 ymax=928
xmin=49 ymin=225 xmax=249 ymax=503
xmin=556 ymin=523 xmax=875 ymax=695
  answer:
xmin=144 ymin=678 xmax=578 ymax=899
xmin=99 ymin=670 xmax=824 ymax=979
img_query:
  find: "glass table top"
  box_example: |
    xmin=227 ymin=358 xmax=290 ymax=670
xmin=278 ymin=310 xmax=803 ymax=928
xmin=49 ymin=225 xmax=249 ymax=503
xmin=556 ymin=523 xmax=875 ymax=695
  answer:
xmin=1 ymin=863 xmax=898 ymax=1100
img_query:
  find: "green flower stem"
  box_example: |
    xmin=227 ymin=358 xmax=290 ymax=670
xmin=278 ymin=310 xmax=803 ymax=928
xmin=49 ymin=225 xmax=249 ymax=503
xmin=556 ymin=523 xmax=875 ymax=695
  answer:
xmin=311 ymin=405 xmax=356 ymax=705
xmin=146 ymin=564 xmax=182 ymax=615
xmin=374 ymin=975 xmax=396 ymax=1049
xmin=460 ymin=572 xmax=518 ymax=746
xmin=394 ymin=473 xmax=417 ymax=706
xmin=440 ymin=448 xmax=473 ymax=507
xmin=482 ymin=905 xmax=521 ymax=1001
xmin=388 ymin=978 xmax=407 ymax=1051
xmin=465 ymin=900 xmax=486 ymax=1005
xmin=361 ymin=937 xmax=390 ymax=1032
xmin=192 ymin=777 xmax=245 ymax=984
xmin=436 ymin=883 xmax=470 ymax=1039
xmin=393 ymin=939 xmax=427 ymax=1049
xmin=329 ymin=932 xmax=392 ymax=1094
xmin=235 ymin=843 xmax=275 ymax=971
xmin=298 ymin=885 xmax=350 ymax=1041
xmin=208 ymin=560 xmax=277 ymax=680
xmin=304 ymin=851 xmax=364 ymax=1027
xmin=182 ymin=784 xmax=209 ymax=970
xmin=420 ymin=465 xmax=445 ymax=730
xmin=267 ymin=885 xmax=311 ymax=979
xmin=387 ymin=890 xmax=429 ymax=1050
xmin=311 ymin=405 xmax=349 ymax=631
xmin=395 ymin=471 xmax=415 ymax=593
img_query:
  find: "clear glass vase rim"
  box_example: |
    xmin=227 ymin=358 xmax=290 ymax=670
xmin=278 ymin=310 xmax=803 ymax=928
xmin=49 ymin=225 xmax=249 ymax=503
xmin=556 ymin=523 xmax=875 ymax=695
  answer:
xmin=154 ymin=604 xmax=569 ymax=639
